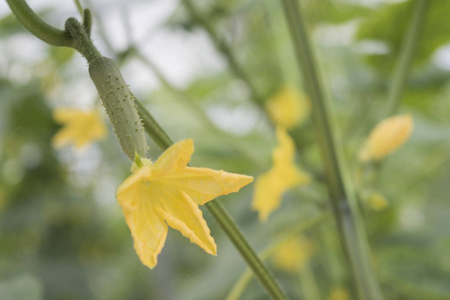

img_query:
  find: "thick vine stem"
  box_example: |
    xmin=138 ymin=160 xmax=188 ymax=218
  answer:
xmin=5 ymin=0 xmax=74 ymax=47
xmin=279 ymin=0 xmax=383 ymax=299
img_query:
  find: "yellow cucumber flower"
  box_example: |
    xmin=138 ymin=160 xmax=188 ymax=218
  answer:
xmin=266 ymin=86 xmax=309 ymax=129
xmin=328 ymin=286 xmax=350 ymax=300
xmin=116 ymin=139 xmax=253 ymax=269
xmin=272 ymin=237 xmax=313 ymax=272
xmin=52 ymin=108 xmax=107 ymax=149
xmin=252 ymin=127 xmax=310 ymax=222
xmin=359 ymin=114 xmax=413 ymax=162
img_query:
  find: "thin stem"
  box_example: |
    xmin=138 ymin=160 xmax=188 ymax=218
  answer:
xmin=226 ymin=213 xmax=329 ymax=300
xmin=206 ymin=201 xmax=288 ymax=300
xmin=182 ymin=0 xmax=265 ymax=109
xmin=279 ymin=0 xmax=383 ymax=299
xmin=72 ymin=0 xmax=83 ymax=15
xmin=386 ymin=0 xmax=429 ymax=116
xmin=299 ymin=262 xmax=320 ymax=300
xmin=5 ymin=0 xmax=74 ymax=47
xmin=134 ymin=98 xmax=173 ymax=150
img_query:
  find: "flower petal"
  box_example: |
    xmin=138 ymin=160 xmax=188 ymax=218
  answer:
xmin=116 ymin=166 xmax=152 ymax=210
xmin=359 ymin=114 xmax=413 ymax=161
xmin=116 ymin=175 xmax=168 ymax=269
xmin=153 ymin=139 xmax=194 ymax=175
xmin=160 ymin=167 xmax=253 ymax=205
xmin=252 ymin=170 xmax=284 ymax=222
xmin=152 ymin=185 xmax=217 ymax=255
xmin=252 ymin=127 xmax=310 ymax=221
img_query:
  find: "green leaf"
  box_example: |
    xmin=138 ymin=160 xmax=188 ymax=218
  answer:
xmin=356 ymin=0 xmax=450 ymax=73
xmin=305 ymin=0 xmax=372 ymax=25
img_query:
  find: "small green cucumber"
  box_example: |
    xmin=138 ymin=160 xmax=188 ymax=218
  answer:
xmin=89 ymin=56 xmax=147 ymax=159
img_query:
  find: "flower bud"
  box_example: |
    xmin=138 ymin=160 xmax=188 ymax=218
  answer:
xmin=359 ymin=114 xmax=413 ymax=162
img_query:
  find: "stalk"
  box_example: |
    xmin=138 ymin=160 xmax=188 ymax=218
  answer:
xmin=279 ymin=0 xmax=383 ymax=298
xmin=386 ymin=0 xmax=429 ymax=116
xmin=182 ymin=0 xmax=265 ymax=109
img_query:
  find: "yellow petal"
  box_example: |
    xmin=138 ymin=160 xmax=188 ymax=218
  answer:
xmin=366 ymin=192 xmax=389 ymax=211
xmin=266 ymin=86 xmax=309 ymax=129
xmin=160 ymin=167 xmax=253 ymax=205
xmin=52 ymin=108 xmax=107 ymax=149
xmin=272 ymin=237 xmax=314 ymax=272
xmin=328 ymin=286 xmax=350 ymax=300
xmin=153 ymin=139 xmax=194 ymax=176
xmin=252 ymin=127 xmax=310 ymax=221
xmin=53 ymin=109 xmax=81 ymax=123
xmin=359 ymin=114 xmax=413 ymax=162
xmin=116 ymin=171 xmax=168 ymax=269
xmin=154 ymin=187 xmax=217 ymax=255
xmin=252 ymin=171 xmax=284 ymax=222
xmin=116 ymin=166 xmax=152 ymax=210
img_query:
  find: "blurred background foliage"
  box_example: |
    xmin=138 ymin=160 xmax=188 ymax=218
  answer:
xmin=1 ymin=0 xmax=450 ymax=299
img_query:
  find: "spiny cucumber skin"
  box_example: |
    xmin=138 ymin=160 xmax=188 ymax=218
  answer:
xmin=89 ymin=57 xmax=147 ymax=159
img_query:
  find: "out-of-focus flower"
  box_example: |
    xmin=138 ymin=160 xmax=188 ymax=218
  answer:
xmin=272 ymin=236 xmax=314 ymax=272
xmin=366 ymin=192 xmax=389 ymax=211
xmin=359 ymin=114 xmax=413 ymax=162
xmin=266 ymin=86 xmax=309 ymax=129
xmin=116 ymin=139 xmax=253 ymax=269
xmin=52 ymin=108 xmax=107 ymax=149
xmin=328 ymin=286 xmax=350 ymax=300
xmin=252 ymin=127 xmax=310 ymax=222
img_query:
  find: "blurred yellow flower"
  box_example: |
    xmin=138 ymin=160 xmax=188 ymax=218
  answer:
xmin=328 ymin=286 xmax=350 ymax=300
xmin=116 ymin=139 xmax=253 ymax=269
xmin=367 ymin=192 xmax=389 ymax=211
xmin=359 ymin=114 xmax=413 ymax=162
xmin=266 ymin=86 xmax=309 ymax=129
xmin=272 ymin=237 xmax=314 ymax=272
xmin=252 ymin=127 xmax=310 ymax=222
xmin=52 ymin=108 xmax=107 ymax=149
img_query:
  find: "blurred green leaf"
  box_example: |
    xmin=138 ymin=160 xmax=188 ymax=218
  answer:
xmin=356 ymin=0 xmax=450 ymax=73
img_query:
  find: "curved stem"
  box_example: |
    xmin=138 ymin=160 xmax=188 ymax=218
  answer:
xmin=386 ymin=0 xmax=429 ymax=116
xmin=279 ymin=0 xmax=383 ymax=299
xmin=64 ymin=18 xmax=101 ymax=63
xmin=5 ymin=0 xmax=74 ymax=47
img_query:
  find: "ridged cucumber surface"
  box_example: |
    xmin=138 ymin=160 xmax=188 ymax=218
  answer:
xmin=89 ymin=57 xmax=147 ymax=159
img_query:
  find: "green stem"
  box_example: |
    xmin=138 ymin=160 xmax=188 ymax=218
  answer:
xmin=5 ymin=0 xmax=74 ymax=47
xmin=64 ymin=18 xmax=101 ymax=63
xmin=182 ymin=0 xmax=265 ymax=109
xmin=134 ymin=98 xmax=173 ymax=150
xmin=386 ymin=0 xmax=429 ymax=116
xmin=299 ymin=262 xmax=320 ymax=300
xmin=72 ymin=0 xmax=83 ymax=15
xmin=279 ymin=0 xmax=382 ymax=299
xmin=226 ymin=213 xmax=329 ymax=300
xmin=206 ymin=201 xmax=288 ymax=300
